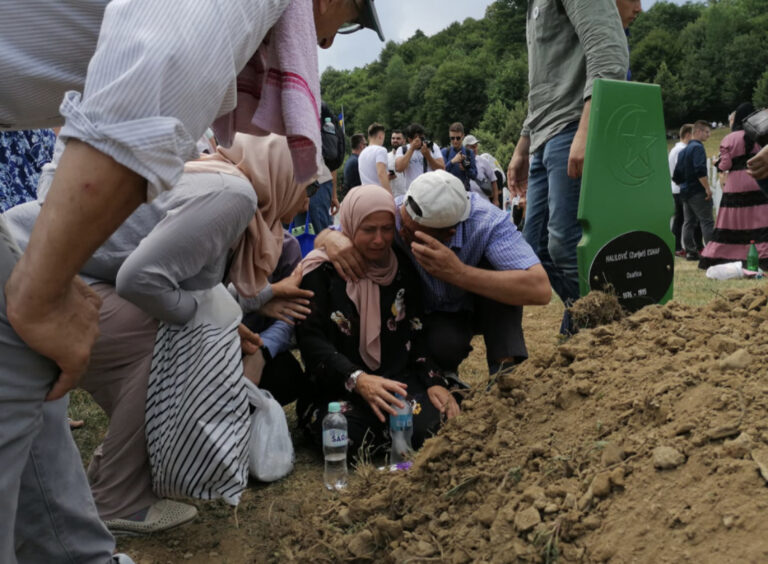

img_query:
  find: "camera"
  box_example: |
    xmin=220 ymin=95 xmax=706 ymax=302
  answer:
xmin=461 ymin=154 xmax=471 ymax=169
xmin=420 ymin=136 xmax=434 ymax=151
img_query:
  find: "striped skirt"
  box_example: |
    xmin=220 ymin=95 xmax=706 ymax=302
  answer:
xmin=699 ymin=169 xmax=768 ymax=270
xmin=145 ymin=317 xmax=250 ymax=506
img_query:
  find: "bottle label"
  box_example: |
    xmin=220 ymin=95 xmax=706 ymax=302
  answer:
xmin=323 ymin=429 xmax=348 ymax=448
xmin=390 ymin=414 xmax=413 ymax=432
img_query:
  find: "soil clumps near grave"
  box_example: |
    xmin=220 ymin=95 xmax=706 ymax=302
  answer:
xmin=279 ymin=288 xmax=768 ymax=563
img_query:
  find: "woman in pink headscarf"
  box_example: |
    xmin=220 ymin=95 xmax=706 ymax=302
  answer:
xmin=295 ymin=185 xmax=459 ymax=458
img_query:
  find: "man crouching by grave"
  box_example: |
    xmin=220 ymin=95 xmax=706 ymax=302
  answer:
xmin=315 ymin=170 xmax=551 ymax=388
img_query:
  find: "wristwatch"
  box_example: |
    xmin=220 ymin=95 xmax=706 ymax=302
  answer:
xmin=345 ymin=370 xmax=363 ymax=392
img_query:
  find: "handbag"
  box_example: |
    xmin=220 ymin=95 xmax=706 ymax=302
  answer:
xmin=744 ymin=108 xmax=768 ymax=147
xmin=289 ymin=213 xmax=316 ymax=257
xmin=244 ymin=379 xmax=295 ymax=482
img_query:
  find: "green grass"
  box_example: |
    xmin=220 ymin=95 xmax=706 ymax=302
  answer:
xmin=672 ymin=254 xmax=763 ymax=306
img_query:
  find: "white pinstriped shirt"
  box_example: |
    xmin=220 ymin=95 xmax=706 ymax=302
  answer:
xmin=0 ymin=0 xmax=291 ymax=197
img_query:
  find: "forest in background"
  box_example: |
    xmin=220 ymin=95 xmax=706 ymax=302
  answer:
xmin=321 ymin=0 xmax=768 ymax=172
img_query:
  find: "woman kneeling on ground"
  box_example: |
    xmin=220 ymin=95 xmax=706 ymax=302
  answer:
xmin=296 ymin=185 xmax=460 ymax=458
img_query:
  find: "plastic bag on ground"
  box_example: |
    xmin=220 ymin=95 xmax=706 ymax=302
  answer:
xmin=245 ymin=379 xmax=295 ymax=482
xmin=706 ymin=261 xmax=744 ymax=280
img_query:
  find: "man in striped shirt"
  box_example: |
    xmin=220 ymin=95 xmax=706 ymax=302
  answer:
xmin=0 ymin=1 xmax=384 ymax=562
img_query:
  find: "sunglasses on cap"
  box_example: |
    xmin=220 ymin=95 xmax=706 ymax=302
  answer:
xmin=306 ymin=181 xmax=320 ymax=198
xmin=338 ymin=0 xmax=385 ymax=41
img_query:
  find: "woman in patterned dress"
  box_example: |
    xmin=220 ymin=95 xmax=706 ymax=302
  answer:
xmin=296 ymin=185 xmax=460 ymax=459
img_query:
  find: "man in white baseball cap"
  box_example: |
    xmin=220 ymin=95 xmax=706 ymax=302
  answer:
xmin=315 ymin=170 xmax=551 ymax=387
xmin=402 ymin=170 xmax=471 ymax=230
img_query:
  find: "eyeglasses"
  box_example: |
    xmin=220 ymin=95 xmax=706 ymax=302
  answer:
xmin=306 ymin=181 xmax=320 ymax=198
xmin=450 ymin=136 xmax=462 ymax=141
xmin=338 ymin=0 xmax=363 ymax=35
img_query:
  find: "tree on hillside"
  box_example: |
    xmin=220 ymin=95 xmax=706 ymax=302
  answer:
xmin=484 ymin=0 xmax=527 ymax=57
xmin=754 ymin=70 xmax=768 ymax=108
xmin=630 ymin=28 xmax=680 ymax=83
xmin=630 ymin=1 xmax=703 ymax=45
xmin=382 ymin=55 xmax=411 ymax=129
xmin=423 ymin=58 xmax=490 ymax=143
xmin=654 ymin=62 xmax=687 ymax=127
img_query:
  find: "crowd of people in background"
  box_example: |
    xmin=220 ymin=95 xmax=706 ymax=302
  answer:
xmin=668 ymin=104 xmax=768 ymax=271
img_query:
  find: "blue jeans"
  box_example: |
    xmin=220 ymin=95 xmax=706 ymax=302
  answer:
xmin=523 ymin=123 xmax=582 ymax=309
xmin=294 ymin=179 xmax=333 ymax=233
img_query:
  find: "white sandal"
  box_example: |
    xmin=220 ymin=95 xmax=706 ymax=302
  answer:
xmin=105 ymin=500 xmax=198 ymax=536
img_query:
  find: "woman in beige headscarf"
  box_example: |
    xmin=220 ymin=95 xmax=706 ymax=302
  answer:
xmin=295 ymin=185 xmax=459 ymax=459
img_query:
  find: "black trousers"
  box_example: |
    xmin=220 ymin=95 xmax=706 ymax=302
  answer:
xmin=424 ymin=295 xmax=527 ymax=373
xmin=259 ymin=350 xmax=306 ymax=406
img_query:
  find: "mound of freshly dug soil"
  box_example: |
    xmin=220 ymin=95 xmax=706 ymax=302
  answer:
xmin=280 ymin=288 xmax=768 ymax=563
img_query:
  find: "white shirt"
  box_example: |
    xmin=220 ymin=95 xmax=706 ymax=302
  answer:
xmin=469 ymin=156 xmax=497 ymax=200
xmin=357 ymin=145 xmax=388 ymax=186
xmin=668 ymin=141 xmax=687 ymax=195
xmin=0 ymin=0 xmax=290 ymax=198
xmin=388 ymin=149 xmax=407 ymax=197
xmin=396 ymin=143 xmax=444 ymax=191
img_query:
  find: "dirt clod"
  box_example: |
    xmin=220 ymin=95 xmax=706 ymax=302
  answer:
xmin=348 ymin=530 xmax=376 ymax=558
xmin=568 ymin=291 xmax=624 ymax=329
xmin=653 ymin=446 xmax=686 ymax=469
xmin=718 ymin=348 xmax=752 ymax=370
xmin=514 ymin=506 xmax=541 ymax=532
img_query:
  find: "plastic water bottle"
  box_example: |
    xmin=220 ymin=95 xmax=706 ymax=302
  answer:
xmin=747 ymin=240 xmax=759 ymax=272
xmin=322 ymin=402 xmax=348 ymax=491
xmin=322 ymin=116 xmax=336 ymax=134
xmin=389 ymin=394 xmax=413 ymax=464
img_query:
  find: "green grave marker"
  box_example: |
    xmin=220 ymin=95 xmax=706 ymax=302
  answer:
xmin=577 ymin=79 xmax=675 ymax=312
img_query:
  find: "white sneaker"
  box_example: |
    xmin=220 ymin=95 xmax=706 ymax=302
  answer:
xmin=113 ymin=555 xmax=136 ymax=564
xmin=105 ymin=500 xmax=198 ymax=536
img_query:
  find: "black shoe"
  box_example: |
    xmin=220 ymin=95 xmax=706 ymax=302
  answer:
xmin=685 ymin=251 xmax=699 ymax=261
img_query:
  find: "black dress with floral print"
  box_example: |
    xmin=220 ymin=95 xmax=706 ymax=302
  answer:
xmin=296 ymin=246 xmax=448 ymax=454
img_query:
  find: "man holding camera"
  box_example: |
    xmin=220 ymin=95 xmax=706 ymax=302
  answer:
xmin=394 ymin=123 xmax=445 ymax=191
xmin=442 ymin=122 xmax=477 ymax=192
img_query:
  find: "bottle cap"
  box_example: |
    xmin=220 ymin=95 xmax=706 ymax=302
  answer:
xmin=328 ymin=402 xmax=341 ymax=413
xmin=324 ymin=117 xmax=332 ymax=123
xmin=751 ymin=240 xmax=756 ymax=244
